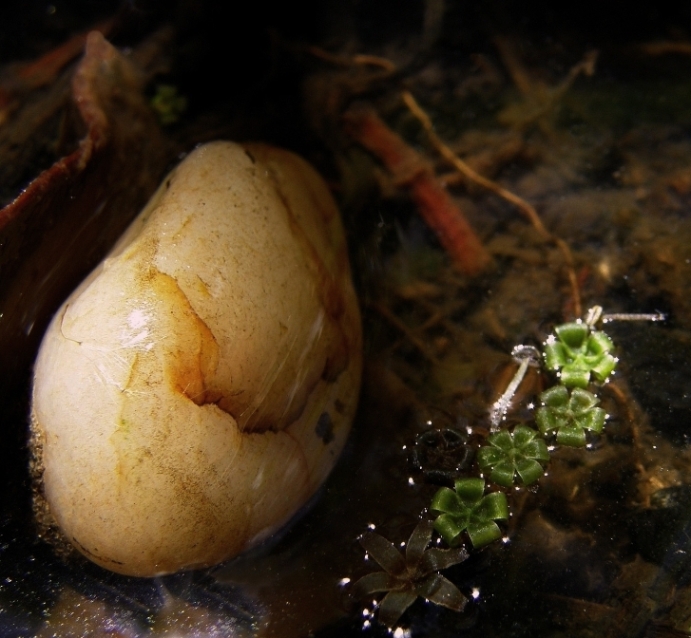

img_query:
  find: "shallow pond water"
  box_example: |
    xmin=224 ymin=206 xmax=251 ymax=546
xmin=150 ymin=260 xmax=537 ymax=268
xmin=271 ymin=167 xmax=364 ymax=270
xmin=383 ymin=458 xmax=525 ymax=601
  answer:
xmin=2 ymin=2 xmax=691 ymax=637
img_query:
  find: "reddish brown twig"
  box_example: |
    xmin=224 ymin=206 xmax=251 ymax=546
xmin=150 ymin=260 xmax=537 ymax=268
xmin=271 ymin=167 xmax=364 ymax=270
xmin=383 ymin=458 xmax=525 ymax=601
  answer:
xmin=0 ymin=19 xmax=114 ymax=124
xmin=640 ymin=40 xmax=691 ymax=56
xmin=343 ymin=105 xmax=491 ymax=276
xmin=305 ymin=45 xmax=397 ymax=71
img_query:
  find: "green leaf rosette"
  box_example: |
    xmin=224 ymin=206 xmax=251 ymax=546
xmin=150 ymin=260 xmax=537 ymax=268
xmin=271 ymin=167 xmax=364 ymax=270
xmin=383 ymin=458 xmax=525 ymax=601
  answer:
xmin=430 ymin=478 xmax=509 ymax=548
xmin=544 ymin=321 xmax=617 ymax=388
xmin=535 ymin=385 xmax=607 ymax=447
xmin=477 ymin=425 xmax=550 ymax=487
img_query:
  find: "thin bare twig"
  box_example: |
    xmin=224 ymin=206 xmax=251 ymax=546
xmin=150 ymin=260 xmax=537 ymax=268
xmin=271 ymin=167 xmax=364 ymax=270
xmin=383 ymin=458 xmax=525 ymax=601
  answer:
xmin=305 ymin=45 xmax=397 ymax=71
xmin=369 ymin=300 xmax=438 ymax=363
xmin=640 ymin=41 xmax=691 ymax=56
xmin=403 ymin=90 xmax=547 ymax=235
xmin=401 ymin=90 xmax=582 ymax=317
xmin=493 ymin=37 xmax=598 ymax=131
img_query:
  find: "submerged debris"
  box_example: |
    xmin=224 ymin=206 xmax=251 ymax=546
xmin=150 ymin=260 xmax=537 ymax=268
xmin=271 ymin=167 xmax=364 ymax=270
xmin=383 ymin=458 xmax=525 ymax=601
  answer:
xmin=408 ymin=428 xmax=474 ymax=486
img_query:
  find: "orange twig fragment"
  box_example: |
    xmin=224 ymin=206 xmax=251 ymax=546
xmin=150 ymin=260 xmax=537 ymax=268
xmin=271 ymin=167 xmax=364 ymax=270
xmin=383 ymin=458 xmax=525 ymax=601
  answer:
xmin=343 ymin=106 xmax=491 ymax=276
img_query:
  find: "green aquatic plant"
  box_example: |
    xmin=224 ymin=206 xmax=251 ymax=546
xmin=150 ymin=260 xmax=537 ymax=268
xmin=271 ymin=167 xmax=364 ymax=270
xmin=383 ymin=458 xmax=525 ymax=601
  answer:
xmin=477 ymin=425 xmax=550 ymax=487
xmin=543 ymin=320 xmax=617 ymax=388
xmin=351 ymin=520 xmax=468 ymax=627
xmin=535 ymin=385 xmax=606 ymax=447
xmin=351 ymin=306 xmax=661 ymax=627
xmin=430 ymin=478 xmax=509 ymax=548
xmin=150 ymin=84 xmax=188 ymax=125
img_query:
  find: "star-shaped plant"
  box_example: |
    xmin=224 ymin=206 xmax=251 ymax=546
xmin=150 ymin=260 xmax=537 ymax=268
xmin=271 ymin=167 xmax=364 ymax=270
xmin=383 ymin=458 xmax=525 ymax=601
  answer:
xmin=544 ymin=320 xmax=617 ymax=388
xmin=430 ymin=478 xmax=509 ymax=548
xmin=535 ymin=385 xmax=606 ymax=447
xmin=477 ymin=425 xmax=550 ymax=487
xmin=351 ymin=520 xmax=468 ymax=627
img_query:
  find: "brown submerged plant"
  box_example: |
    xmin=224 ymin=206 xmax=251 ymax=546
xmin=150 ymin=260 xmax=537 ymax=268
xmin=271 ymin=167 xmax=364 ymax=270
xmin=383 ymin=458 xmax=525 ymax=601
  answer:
xmin=351 ymin=519 xmax=469 ymax=627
